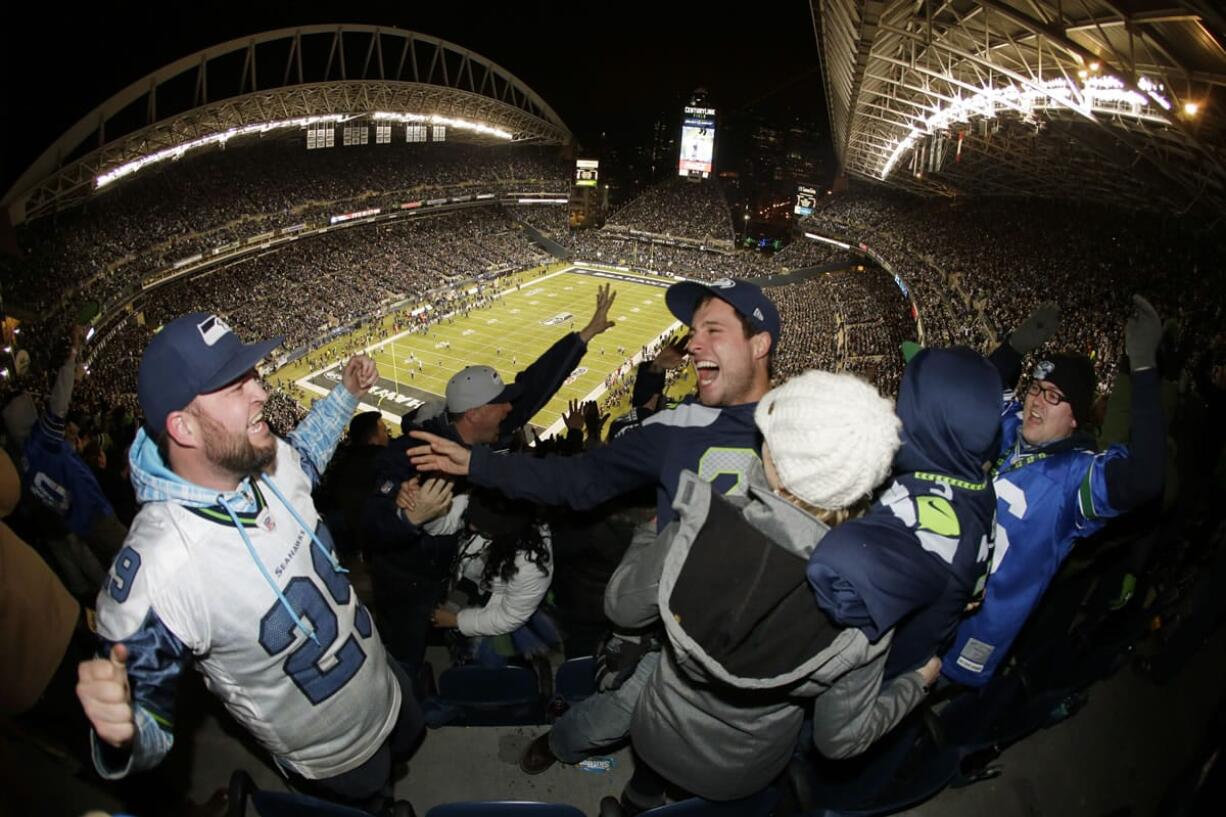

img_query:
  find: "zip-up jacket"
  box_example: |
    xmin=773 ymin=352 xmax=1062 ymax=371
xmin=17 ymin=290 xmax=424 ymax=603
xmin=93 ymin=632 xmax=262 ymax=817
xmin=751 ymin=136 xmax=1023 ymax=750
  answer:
xmin=607 ymin=469 xmax=927 ymax=800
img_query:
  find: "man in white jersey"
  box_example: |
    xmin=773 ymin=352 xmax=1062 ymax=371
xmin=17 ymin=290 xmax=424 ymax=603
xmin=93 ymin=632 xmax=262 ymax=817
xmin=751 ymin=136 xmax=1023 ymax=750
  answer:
xmin=76 ymin=313 xmax=423 ymax=812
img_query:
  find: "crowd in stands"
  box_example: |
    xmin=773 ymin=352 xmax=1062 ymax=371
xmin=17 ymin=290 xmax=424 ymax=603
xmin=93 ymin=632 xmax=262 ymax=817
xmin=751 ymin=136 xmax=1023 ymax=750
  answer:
xmin=566 ymin=232 xmax=773 ymax=281
xmin=3 ymin=140 xmax=568 ymax=319
xmin=604 ymin=177 xmax=734 ymax=246
xmin=510 ymin=205 xmax=570 ymax=238
xmin=769 ymin=236 xmax=855 ymax=270
xmin=800 ymin=186 xmax=1223 ymax=392
xmin=4 ymin=168 xmax=1226 ymax=817
xmin=770 ymin=269 xmax=912 ymax=396
xmin=8 ymin=211 xmax=547 ymax=412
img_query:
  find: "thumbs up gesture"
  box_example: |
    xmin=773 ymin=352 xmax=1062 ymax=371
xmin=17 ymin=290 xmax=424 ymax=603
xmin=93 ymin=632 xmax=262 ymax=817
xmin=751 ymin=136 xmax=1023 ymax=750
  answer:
xmin=77 ymin=644 xmax=136 ymax=748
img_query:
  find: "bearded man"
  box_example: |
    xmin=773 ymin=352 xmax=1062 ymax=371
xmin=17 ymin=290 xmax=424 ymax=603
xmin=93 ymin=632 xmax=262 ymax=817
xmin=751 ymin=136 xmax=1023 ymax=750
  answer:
xmin=76 ymin=313 xmax=423 ymax=813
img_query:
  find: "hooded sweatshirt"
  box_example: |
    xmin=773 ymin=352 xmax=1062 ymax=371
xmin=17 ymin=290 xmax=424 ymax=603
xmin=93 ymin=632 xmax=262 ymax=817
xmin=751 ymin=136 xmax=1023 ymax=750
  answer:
xmin=807 ymin=347 xmax=1001 ymax=679
xmin=607 ymin=469 xmax=928 ymax=801
xmin=91 ymin=385 xmax=403 ymax=782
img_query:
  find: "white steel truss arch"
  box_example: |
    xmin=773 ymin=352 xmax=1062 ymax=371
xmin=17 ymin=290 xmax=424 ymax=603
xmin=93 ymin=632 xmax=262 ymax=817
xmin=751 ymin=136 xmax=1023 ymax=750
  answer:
xmin=5 ymin=25 xmax=574 ymax=224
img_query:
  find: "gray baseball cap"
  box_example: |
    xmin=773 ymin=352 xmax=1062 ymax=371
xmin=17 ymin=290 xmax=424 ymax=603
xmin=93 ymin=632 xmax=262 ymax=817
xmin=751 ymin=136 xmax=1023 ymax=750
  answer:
xmin=445 ymin=366 xmax=523 ymax=413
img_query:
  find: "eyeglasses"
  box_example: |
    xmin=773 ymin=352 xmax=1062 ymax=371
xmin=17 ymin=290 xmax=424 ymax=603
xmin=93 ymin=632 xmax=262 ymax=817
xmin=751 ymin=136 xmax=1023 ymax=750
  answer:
xmin=1026 ymin=380 xmax=1070 ymax=407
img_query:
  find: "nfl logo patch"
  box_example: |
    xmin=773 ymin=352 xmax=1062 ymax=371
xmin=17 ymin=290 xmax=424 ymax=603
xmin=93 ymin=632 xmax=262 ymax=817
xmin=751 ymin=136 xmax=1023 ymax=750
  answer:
xmin=257 ymin=510 xmax=276 ymax=533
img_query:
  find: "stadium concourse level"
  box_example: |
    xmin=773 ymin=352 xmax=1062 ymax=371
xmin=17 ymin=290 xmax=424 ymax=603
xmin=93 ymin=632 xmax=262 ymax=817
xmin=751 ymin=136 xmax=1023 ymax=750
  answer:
xmin=604 ymin=176 xmax=736 ymax=245
xmin=2 ymin=141 xmax=570 ymax=319
xmin=799 ymin=186 xmax=1226 ymax=392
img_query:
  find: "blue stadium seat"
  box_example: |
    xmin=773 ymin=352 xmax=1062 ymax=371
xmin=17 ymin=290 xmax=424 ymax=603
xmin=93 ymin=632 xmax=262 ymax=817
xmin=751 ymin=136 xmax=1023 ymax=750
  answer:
xmin=425 ymin=803 xmax=586 ymax=817
xmin=638 ymin=788 xmax=781 ymax=817
xmin=426 ymin=663 xmax=547 ymax=726
xmin=555 ymin=656 xmax=597 ymax=704
xmin=227 ymin=770 xmax=381 ymax=817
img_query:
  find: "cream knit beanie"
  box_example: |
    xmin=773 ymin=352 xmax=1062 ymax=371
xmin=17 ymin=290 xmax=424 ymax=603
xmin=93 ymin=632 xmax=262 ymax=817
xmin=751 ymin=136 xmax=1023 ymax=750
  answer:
xmin=755 ymin=370 xmax=901 ymax=510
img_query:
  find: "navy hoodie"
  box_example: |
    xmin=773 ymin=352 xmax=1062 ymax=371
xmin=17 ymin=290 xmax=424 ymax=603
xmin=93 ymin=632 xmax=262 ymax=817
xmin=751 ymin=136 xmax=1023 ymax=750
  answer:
xmin=807 ymin=347 xmax=1002 ymax=678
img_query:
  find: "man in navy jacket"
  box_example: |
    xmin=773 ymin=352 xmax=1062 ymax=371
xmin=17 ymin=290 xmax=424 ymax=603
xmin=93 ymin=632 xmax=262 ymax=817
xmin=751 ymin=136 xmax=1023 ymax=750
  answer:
xmin=365 ymin=284 xmax=617 ymax=678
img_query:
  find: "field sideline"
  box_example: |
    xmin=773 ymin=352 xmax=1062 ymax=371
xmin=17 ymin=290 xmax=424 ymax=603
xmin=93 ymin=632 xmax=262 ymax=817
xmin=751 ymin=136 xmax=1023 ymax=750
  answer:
xmin=289 ymin=266 xmax=685 ymax=438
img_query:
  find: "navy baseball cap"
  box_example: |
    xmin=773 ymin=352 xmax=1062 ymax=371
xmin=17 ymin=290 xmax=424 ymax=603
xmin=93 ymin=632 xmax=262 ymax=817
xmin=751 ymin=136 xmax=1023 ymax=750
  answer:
xmin=665 ymin=278 xmax=780 ymax=346
xmin=138 ymin=313 xmax=283 ymax=435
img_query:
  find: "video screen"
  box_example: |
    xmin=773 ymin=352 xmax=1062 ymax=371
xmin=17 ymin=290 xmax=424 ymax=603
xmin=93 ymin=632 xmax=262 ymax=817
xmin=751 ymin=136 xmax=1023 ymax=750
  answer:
xmin=576 ymin=159 xmax=599 ymax=187
xmin=678 ymin=106 xmax=716 ymax=178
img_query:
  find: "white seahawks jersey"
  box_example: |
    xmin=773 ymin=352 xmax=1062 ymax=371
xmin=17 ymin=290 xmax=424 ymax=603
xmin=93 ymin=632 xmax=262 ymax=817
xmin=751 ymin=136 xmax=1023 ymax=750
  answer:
xmin=97 ymin=439 xmax=400 ymax=780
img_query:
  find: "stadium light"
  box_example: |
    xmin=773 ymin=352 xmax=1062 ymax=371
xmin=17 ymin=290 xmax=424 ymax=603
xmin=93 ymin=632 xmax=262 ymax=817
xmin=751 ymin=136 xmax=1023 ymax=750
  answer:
xmin=96 ymin=114 xmax=348 ymax=189
xmin=372 ymin=112 xmax=513 ymax=140
xmin=804 ymin=232 xmax=851 ymax=250
xmin=880 ymin=75 xmax=1173 ymax=179
xmin=1184 ymin=101 xmax=1200 ymax=116
xmin=1089 ymin=62 xmax=1101 ymax=72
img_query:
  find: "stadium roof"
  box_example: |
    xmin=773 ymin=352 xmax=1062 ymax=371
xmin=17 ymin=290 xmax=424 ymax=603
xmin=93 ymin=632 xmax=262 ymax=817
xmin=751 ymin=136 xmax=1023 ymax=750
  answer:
xmin=3 ymin=25 xmax=574 ymax=225
xmin=812 ymin=1 xmax=1226 ymax=220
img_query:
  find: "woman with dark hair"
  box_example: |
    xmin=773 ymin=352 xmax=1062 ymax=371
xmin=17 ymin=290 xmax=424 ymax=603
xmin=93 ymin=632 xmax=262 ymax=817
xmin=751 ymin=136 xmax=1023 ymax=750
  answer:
xmin=428 ymin=488 xmax=559 ymax=664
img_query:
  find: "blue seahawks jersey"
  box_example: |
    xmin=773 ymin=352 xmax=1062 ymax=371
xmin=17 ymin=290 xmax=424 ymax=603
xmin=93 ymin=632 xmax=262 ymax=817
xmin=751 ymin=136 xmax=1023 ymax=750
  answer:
xmin=942 ymin=400 xmax=1126 ymax=686
xmin=22 ymin=417 xmax=115 ymax=536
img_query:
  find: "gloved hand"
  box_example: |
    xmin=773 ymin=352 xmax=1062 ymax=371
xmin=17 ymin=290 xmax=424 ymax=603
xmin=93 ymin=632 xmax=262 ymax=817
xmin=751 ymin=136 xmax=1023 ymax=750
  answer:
xmin=1008 ymin=303 xmax=1061 ymax=354
xmin=1125 ymin=295 xmax=1162 ymax=372
xmin=593 ymin=634 xmax=652 ymax=692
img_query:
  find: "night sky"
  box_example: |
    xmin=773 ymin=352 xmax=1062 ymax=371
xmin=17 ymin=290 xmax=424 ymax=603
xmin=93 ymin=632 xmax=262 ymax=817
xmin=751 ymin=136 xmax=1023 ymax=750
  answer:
xmin=0 ymin=0 xmax=826 ymax=195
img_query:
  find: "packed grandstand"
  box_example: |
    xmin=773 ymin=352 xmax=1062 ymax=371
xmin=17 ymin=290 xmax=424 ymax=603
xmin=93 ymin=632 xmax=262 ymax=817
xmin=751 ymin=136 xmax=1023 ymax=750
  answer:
xmin=2 ymin=11 xmax=1225 ymax=817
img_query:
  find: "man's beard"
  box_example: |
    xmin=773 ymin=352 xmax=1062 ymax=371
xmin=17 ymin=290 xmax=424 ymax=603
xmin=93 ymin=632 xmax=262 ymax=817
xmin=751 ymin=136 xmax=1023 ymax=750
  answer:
xmin=194 ymin=410 xmax=277 ymax=478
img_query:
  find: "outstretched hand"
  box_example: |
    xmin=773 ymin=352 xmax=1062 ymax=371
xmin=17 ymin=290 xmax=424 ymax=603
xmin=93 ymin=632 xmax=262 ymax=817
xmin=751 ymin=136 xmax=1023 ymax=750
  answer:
xmin=563 ymin=399 xmax=585 ymax=432
xmin=1008 ymin=303 xmax=1060 ymax=355
xmin=342 ymin=355 xmax=379 ymax=397
xmin=1125 ymin=294 xmax=1162 ymax=372
xmin=578 ymin=283 xmax=617 ymax=344
xmin=650 ymin=332 xmax=693 ymax=373
xmin=407 ymin=430 xmax=472 ymax=476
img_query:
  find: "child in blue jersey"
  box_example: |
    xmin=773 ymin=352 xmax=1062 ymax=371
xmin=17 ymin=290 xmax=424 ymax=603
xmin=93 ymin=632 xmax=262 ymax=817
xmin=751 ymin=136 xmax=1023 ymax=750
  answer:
xmin=807 ymin=345 xmax=1002 ymax=685
xmin=943 ymin=296 xmax=1165 ymax=685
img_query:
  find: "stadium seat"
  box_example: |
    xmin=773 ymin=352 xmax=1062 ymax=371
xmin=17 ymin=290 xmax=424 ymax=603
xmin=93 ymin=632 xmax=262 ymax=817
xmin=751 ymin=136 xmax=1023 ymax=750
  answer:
xmin=632 ymin=788 xmax=781 ymax=817
xmin=555 ymin=656 xmax=597 ymax=704
xmin=227 ymin=769 xmax=397 ymax=817
xmin=425 ymin=803 xmax=586 ymax=817
xmin=426 ymin=664 xmax=547 ymax=727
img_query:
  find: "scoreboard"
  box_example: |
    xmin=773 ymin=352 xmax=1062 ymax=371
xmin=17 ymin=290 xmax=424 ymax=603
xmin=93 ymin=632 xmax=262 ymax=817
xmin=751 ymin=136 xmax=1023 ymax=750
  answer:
xmin=794 ymin=185 xmax=817 ymax=216
xmin=678 ymin=106 xmax=716 ymax=178
xmin=576 ymin=159 xmax=599 ymax=187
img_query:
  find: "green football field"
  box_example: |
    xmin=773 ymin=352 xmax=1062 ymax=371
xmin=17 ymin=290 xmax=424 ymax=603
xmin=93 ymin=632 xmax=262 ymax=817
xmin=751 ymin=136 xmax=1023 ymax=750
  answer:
xmin=295 ymin=266 xmax=683 ymax=436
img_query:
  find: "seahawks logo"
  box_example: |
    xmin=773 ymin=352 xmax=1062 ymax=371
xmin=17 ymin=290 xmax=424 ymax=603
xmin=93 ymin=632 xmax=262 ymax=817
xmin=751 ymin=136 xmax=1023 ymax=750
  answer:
xmin=710 ymin=278 xmax=736 ymax=289
xmin=197 ymin=315 xmax=232 ymax=347
xmin=1034 ymin=360 xmax=1055 ymax=381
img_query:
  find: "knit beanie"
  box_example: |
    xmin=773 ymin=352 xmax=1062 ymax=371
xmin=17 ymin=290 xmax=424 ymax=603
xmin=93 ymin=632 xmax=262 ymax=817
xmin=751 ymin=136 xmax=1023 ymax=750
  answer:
xmin=755 ymin=370 xmax=902 ymax=510
xmin=1033 ymin=353 xmax=1096 ymax=427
